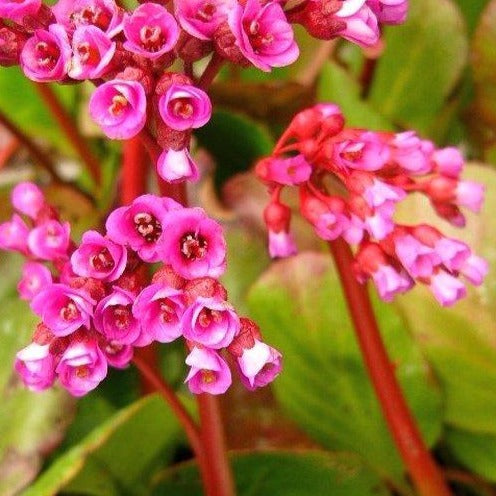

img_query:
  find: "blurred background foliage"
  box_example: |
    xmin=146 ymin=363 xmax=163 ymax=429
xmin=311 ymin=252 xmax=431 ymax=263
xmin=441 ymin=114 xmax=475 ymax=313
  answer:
xmin=1 ymin=0 xmax=496 ymax=494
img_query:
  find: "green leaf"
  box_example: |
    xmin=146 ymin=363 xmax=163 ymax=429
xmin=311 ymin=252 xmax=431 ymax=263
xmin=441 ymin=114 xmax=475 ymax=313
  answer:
xmin=195 ymin=110 xmax=274 ymax=188
xmin=369 ymin=0 xmax=468 ymax=134
xmin=151 ymin=450 xmax=391 ymax=496
xmin=454 ymin=0 xmax=491 ymax=33
xmin=0 ymin=299 xmax=74 ymax=496
xmin=22 ymin=394 xmax=181 ymax=496
xmin=246 ymin=253 xmax=442 ymax=487
xmin=318 ymin=62 xmax=393 ymax=131
xmin=0 ymin=69 xmax=77 ymax=153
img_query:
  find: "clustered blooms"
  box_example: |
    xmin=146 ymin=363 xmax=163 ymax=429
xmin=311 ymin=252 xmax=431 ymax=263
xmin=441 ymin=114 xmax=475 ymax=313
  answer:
xmin=0 ymin=183 xmax=281 ymax=396
xmin=0 ymin=0 xmax=407 ymax=182
xmin=255 ymin=104 xmax=488 ymax=307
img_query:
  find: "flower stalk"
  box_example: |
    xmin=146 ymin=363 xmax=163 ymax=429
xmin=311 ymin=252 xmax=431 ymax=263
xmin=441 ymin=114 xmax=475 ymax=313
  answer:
xmin=329 ymin=237 xmax=453 ymax=496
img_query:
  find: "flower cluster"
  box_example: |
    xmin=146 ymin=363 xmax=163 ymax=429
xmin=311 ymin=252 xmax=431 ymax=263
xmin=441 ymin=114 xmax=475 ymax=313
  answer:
xmin=0 ymin=183 xmax=281 ymax=396
xmin=255 ymin=104 xmax=488 ymax=307
xmin=0 ymin=0 xmax=407 ymax=182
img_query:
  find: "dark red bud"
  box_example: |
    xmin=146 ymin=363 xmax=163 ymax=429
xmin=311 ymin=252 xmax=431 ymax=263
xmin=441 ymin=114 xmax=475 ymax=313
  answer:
xmin=151 ymin=264 xmax=186 ymax=289
xmin=183 ymin=277 xmax=227 ymax=305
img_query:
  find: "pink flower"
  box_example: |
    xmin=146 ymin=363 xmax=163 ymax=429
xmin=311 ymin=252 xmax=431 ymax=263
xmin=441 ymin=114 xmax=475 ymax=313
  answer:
xmin=456 ymin=181 xmax=484 ymax=213
xmin=52 ymin=0 xmax=123 ymax=37
xmin=27 ymin=220 xmax=71 ymax=260
xmin=0 ymin=214 xmax=30 ymax=254
xmin=185 ymin=347 xmax=232 ymax=394
xmin=394 ymin=234 xmax=441 ymax=278
xmin=263 ymin=155 xmax=312 ymax=186
xmin=268 ymin=230 xmax=297 ymax=258
xmin=101 ymin=341 xmax=133 ymax=368
xmin=430 ymin=271 xmax=466 ymax=307
xmin=157 ymin=148 xmax=199 ymax=183
xmin=460 ymin=255 xmax=489 ymax=286
xmin=334 ymin=133 xmax=390 ymax=171
xmin=372 ymin=264 xmax=413 ymax=301
xmin=314 ymin=212 xmax=350 ymax=241
xmin=434 ymin=237 xmax=470 ymax=272
xmin=431 ymin=147 xmax=463 ymax=178
xmin=132 ymin=283 xmax=185 ymax=344
xmin=336 ymin=4 xmax=380 ymax=47
xmin=15 ymin=343 xmax=55 ymax=392
xmin=89 ymin=79 xmax=147 ymax=139
xmin=363 ymin=207 xmax=395 ymax=239
xmin=362 ymin=179 xmax=406 ymax=210
xmin=56 ymin=340 xmax=108 ymax=396
xmin=390 ymin=132 xmax=431 ymax=174
xmin=31 ymin=283 xmax=95 ymax=336
xmin=94 ymin=287 xmax=140 ymax=345
xmin=175 ymin=0 xmax=235 ymax=40
xmin=123 ymin=2 xmax=179 ymax=59
xmin=228 ymin=0 xmax=299 ymax=72
xmin=0 ymin=0 xmax=41 ymax=23
xmin=71 ymin=230 xmax=127 ymax=281
xmin=69 ymin=25 xmax=116 ymax=80
xmin=237 ymin=340 xmax=282 ymax=390
xmin=159 ymin=207 xmax=226 ymax=278
xmin=20 ymin=25 xmax=72 ymax=82
xmin=106 ymin=194 xmax=181 ymax=263
xmin=158 ymin=84 xmax=212 ymax=131
xmin=182 ymin=297 xmax=239 ymax=348
xmin=367 ymin=0 xmax=408 ymax=24
xmin=11 ymin=182 xmax=45 ymax=219
xmin=17 ymin=262 xmax=53 ymax=301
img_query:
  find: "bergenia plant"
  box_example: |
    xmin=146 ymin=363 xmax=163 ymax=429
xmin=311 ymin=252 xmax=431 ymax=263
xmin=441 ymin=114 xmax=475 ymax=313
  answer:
xmin=0 ymin=0 xmax=490 ymax=495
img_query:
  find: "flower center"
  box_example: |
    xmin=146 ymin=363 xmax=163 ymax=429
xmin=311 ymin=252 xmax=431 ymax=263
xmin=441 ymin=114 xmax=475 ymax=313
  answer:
xmin=60 ymin=301 xmax=80 ymax=321
xmin=196 ymin=2 xmax=216 ymax=22
xmin=245 ymin=20 xmax=274 ymax=52
xmin=105 ymin=341 xmax=124 ymax=355
xmin=171 ymin=98 xmax=194 ymax=119
xmin=75 ymin=365 xmax=90 ymax=378
xmin=201 ymin=370 xmax=215 ymax=383
xmin=35 ymin=41 xmax=59 ymax=69
xmin=76 ymin=41 xmax=99 ymax=64
xmin=90 ymin=247 xmax=115 ymax=272
xmin=133 ymin=212 xmax=163 ymax=242
xmin=112 ymin=305 xmax=132 ymax=329
xmin=197 ymin=308 xmax=222 ymax=328
xmin=139 ymin=25 xmax=164 ymax=52
xmin=180 ymin=232 xmax=207 ymax=260
xmin=109 ymin=95 xmax=129 ymax=117
xmin=158 ymin=298 xmax=176 ymax=323
xmin=73 ymin=6 xmax=111 ymax=30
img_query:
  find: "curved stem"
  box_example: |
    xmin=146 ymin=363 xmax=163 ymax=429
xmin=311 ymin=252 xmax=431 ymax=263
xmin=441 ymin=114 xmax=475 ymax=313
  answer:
xmin=197 ymin=53 xmax=224 ymax=90
xmin=329 ymin=238 xmax=453 ymax=496
xmin=34 ymin=83 xmax=101 ymax=186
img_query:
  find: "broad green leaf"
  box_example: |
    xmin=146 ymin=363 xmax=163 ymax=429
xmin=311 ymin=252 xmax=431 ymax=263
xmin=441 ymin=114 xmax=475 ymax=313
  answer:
xmin=446 ymin=428 xmax=496 ymax=482
xmin=247 ymin=253 xmax=442 ymax=487
xmin=0 ymin=69 xmax=77 ymax=154
xmin=369 ymin=0 xmax=468 ymax=134
xmin=472 ymin=0 xmax=496 ymax=130
xmin=454 ymin=0 xmax=492 ymax=32
xmin=195 ymin=110 xmax=274 ymax=188
xmin=151 ymin=450 xmax=391 ymax=496
xmin=0 ymin=299 xmax=74 ymax=496
xmin=23 ymin=394 xmax=181 ymax=496
xmin=395 ymin=165 xmax=496 ymax=433
xmin=318 ymin=62 xmax=393 ymax=130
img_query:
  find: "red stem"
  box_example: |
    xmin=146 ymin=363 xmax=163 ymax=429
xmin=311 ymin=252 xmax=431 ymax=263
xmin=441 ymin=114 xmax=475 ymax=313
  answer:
xmin=34 ymin=83 xmax=101 ymax=186
xmin=329 ymin=238 xmax=452 ymax=496
xmin=197 ymin=54 xmax=224 ymax=90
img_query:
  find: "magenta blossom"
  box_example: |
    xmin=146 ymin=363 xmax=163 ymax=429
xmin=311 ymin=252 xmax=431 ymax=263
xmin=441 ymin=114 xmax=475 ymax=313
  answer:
xmin=367 ymin=0 xmax=408 ymax=24
xmin=89 ymin=79 xmax=147 ymax=139
xmin=390 ymin=132 xmax=431 ymax=174
xmin=175 ymin=0 xmax=235 ymax=40
xmin=268 ymin=230 xmax=297 ymax=258
xmin=17 ymin=262 xmax=53 ymax=301
xmin=160 ymin=207 xmax=226 ymax=279
xmin=106 ymin=194 xmax=181 ymax=262
xmin=337 ymin=3 xmax=380 ymax=47
xmin=123 ymin=2 xmax=179 ymax=59
xmin=228 ymin=0 xmax=299 ymax=72
xmin=28 ymin=220 xmax=71 ymax=261
xmin=133 ymin=283 xmax=185 ymax=344
xmin=182 ymin=296 xmax=239 ymax=349
xmin=185 ymin=346 xmax=232 ymax=394
xmin=31 ymin=283 xmax=95 ymax=336
xmin=237 ymin=339 xmax=282 ymax=390
xmin=71 ymin=230 xmax=127 ymax=281
xmin=157 ymin=148 xmax=199 ymax=183
xmin=431 ymin=147 xmax=463 ymax=178
xmin=20 ymin=25 xmax=72 ymax=82
xmin=460 ymin=255 xmax=489 ymax=286
xmin=430 ymin=271 xmax=466 ymax=307
xmin=15 ymin=343 xmax=55 ymax=392
xmin=0 ymin=214 xmax=29 ymax=255
xmin=69 ymin=25 xmax=116 ymax=80
xmin=334 ymin=133 xmax=390 ymax=171
xmin=158 ymin=84 xmax=212 ymax=131
xmin=56 ymin=340 xmax=108 ymax=396
xmin=52 ymin=0 xmax=124 ymax=37
xmin=263 ymin=155 xmax=312 ymax=186
xmin=94 ymin=287 xmax=140 ymax=345
xmin=11 ymin=182 xmax=45 ymax=220
xmin=102 ymin=341 xmax=133 ymax=368
xmin=0 ymin=0 xmax=41 ymax=23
